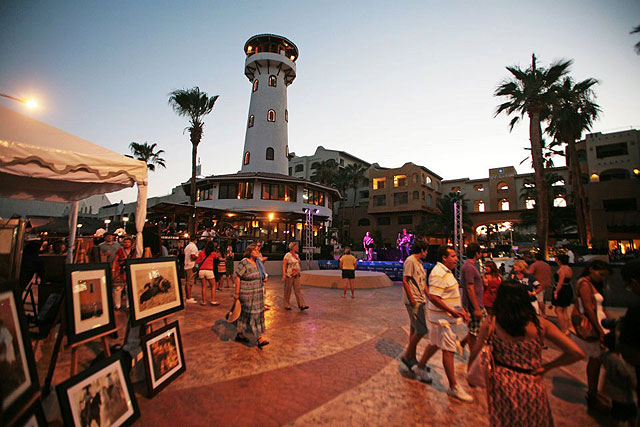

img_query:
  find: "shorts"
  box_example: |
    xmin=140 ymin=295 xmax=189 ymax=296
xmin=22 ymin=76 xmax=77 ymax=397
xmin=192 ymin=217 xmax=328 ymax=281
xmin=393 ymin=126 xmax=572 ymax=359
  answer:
xmin=468 ymin=307 xmax=487 ymax=336
xmin=405 ymin=303 xmax=428 ymax=336
xmin=199 ymin=270 xmax=214 ymax=280
xmin=552 ymin=284 xmax=573 ymax=308
xmin=611 ymin=401 xmax=637 ymax=422
xmin=342 ymin=269 xmax=355 ymax=279
xmin=428 ymin=322 xmax=458 ymax=353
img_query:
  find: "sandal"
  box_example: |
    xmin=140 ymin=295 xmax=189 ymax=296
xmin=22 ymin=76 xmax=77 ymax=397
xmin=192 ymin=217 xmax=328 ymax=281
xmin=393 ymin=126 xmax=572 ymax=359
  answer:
xmin=257 ymin=338 xmax=270 ymax=348
xmin=210 ymin=301 xmax=220 ymax=306
xmin=199 ymin=302 xmax=207 ymax=306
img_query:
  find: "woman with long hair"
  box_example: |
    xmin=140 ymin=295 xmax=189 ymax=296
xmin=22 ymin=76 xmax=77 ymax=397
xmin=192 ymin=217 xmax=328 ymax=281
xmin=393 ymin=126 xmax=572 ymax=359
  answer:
xmin=195 ymin=240 xmax=220 ymax=306
xmin=470 ymin=280 xmax=584 ymax=426
xmin=552 ymin=254 xmax=573 ymax=334
xmin=571 ymin=260 xmax=611 ymax=410
xmin=482 ymin=260 xmax=502 ymax=314
xmin=234 ymin=244 xmax=268 ymax=347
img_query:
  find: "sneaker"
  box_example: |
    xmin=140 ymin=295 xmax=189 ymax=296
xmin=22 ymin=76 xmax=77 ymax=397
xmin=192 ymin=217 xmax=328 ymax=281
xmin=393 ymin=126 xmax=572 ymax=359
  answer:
xmin=186 ymin=298 xmax=197 ymax=304
xmin=447 ymin=385 xmax=473 ymax=402
xmin=399 ymin=356 xmax=417 ymax=371
xmin=411 ymin=365 xmax=433 ymax=384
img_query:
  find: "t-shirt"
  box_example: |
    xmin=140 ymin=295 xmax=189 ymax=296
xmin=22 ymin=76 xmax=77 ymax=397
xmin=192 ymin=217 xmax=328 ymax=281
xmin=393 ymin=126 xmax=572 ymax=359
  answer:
xmin=510 ymin=273 xmax=539 ymax=302
xmin=99 ymin=241 xmax=121 ymax=264
xmin=427 ymin=262 xmax=462 ymax=323
xmin=184 ymin=242 xmax=199 ymax=269
xmin=529 ymin=260 xmax=552 ymax=287
xmin=340 ymin=254 xmax=357 ymax=270
xmin=283 ymin=252 xmax=301 ymax=278
xmin=402 ymin=255 xmax=427 ymax=305
xmin=461 ymin=259 xmax=483 ymax=310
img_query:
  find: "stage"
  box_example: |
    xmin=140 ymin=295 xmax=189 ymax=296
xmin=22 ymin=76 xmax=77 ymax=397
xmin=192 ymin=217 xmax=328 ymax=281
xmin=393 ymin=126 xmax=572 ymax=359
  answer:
xmin=317 ymin=260 xmax=435 ymax=281
xmin=300 ymin=270 xmax=393 ymax=289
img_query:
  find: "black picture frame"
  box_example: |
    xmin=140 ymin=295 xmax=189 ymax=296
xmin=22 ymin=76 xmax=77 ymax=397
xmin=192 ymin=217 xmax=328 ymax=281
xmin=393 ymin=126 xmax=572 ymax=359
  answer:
xmin=10 ymin=397 xmax=46 ymax=427
xmin=64 ymin=263 xmax=115 ymax=345
xmin=141 ymin=320 xmax=186 ymax=397
xmin=56 ymin=352 xmax=140 ymax=427
xmin=0 ymin=281 xmax=40 ymax=425
xmin=125 ymin=257 xmax=183 ymax=326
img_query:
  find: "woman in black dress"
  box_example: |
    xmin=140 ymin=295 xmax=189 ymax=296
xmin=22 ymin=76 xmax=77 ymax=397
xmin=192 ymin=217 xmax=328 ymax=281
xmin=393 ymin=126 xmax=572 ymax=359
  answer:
xmin=552 ymin=254 xmax=573 ymax=334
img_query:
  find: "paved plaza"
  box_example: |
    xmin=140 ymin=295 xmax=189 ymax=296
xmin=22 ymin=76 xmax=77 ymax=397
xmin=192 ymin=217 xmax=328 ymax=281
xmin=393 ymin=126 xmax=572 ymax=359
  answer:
xmin=36 ymin=277 xmax=608 ymax=426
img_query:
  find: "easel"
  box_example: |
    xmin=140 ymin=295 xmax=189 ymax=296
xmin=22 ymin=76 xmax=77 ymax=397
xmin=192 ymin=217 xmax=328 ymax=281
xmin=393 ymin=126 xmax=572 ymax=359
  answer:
xmin=5 ymin=391 xmax=41 ymax=427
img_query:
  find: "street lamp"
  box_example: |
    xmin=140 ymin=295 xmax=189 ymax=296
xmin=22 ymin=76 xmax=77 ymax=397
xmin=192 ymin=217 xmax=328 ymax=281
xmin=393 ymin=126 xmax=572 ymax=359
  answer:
xmin=104 ymin=218 xmax=111 ymax=232
xmin=0 ymin=93 xmax=38 ymax=109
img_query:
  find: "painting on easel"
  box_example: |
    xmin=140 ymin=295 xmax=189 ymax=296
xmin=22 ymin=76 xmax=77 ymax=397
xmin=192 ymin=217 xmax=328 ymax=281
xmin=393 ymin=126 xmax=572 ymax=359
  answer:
xmin=125 ymin=257 xmax=183 ymax=326
xmin=65 ymin=263 xmax=115 ymax=345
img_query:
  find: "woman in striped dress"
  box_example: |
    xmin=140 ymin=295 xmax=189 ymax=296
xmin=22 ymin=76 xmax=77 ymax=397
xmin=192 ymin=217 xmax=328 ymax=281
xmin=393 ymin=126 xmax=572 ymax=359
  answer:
xmin=234 ymin=244 xmax=268 ymax=348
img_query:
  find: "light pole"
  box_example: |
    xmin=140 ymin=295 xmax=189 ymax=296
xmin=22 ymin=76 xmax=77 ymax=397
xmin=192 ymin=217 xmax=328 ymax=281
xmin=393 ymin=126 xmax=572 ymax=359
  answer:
xmin=0 ymin=93 xmax=38 ymax=109
xmin=104 ymin=218 xmax=111 ymax=232
xmin=123 ymin=216 xmax=129 ymax=235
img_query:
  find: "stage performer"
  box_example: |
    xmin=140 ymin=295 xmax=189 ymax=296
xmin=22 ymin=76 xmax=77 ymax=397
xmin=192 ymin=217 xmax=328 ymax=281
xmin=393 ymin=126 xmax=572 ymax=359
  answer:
xmin=363 ymin=232 xmax=374 ymax=261
xmin=397 ymin=229 xmax=412 ymax=260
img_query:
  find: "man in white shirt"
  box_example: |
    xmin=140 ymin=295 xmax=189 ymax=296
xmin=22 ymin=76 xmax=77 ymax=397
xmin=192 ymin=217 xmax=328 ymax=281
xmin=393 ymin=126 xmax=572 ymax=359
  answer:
xmin=415 ymin=245 xmax=473 ymax=402
xmin=183 ymin=236 xmax=199 ymax=303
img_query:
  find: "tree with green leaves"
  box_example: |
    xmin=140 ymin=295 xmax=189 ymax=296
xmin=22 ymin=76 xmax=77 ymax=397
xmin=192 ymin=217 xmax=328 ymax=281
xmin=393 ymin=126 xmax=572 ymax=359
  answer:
xmin=420 ymin=192 xmax=472 ymax=243
xmin=310 ymin=159 xmax=338 ymax=186
xmin=128 ymin=142 xmax=166 ymax=171
xmin=494 ymin=54 xmax=572 ymax=258
xmin=546 ymin=76 xmax=600 ymax=246
xmin=168 ymin=87 xmax=219 ymax=234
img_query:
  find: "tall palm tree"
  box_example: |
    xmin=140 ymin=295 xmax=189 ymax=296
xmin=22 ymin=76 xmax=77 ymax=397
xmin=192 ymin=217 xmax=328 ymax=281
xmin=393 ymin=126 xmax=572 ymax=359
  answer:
xmin=494 ymin=54 xmax=572 ymax=258
xmin=310 ymin=159 xmax=338 ymax=185
xmin=128 ymin=142 xmax=167 ymax=171
xmin=546 ymin=76 xmax=600 ymax=246
xmin=421 ymin=192 xmax=472 ymax=243
xmin=519 ymin=138 xmax=561 ymax=169
xmin=520 ymin=173 xmax=576 ymax=237
xmin=631 ymin=25 xmax=640 ymax=54
xmin=168 ymin=87 xmax=219 ymax=234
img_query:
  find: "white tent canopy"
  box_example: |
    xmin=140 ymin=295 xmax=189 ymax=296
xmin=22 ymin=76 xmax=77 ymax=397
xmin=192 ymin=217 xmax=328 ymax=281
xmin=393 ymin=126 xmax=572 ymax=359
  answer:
xmin=0 ymin=105 xmax=148 ymax=259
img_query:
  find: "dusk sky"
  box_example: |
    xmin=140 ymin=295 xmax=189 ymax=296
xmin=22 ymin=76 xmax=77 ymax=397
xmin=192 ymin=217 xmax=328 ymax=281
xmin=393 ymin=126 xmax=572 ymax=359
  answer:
xmin=1 ymin=1 xmax=639 ymax=204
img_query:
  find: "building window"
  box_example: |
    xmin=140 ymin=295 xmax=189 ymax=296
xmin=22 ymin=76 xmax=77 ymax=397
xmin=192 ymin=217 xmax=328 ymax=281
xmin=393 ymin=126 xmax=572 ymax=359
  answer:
xmin=553 ymin=196 xmax=567 ymax=207
xmin=199 ymin=185 xmax=214 ymax=201
xmin=393 ymin=175 xmax=407 ymax=187
xmin=427 ymin=194 xmax=433 ymax=207
xmin=285 ymin=109 xmax=288 ymax=122
xmin=372 ymin=178 xmax=386 ymax=190
xmin=311 ymin=162 xmax=320 ymax=170
xmin=413 ymin=190 xmax=419 ymax=200
xmin=269 ymin=75 xmax=277 ymax=87
xmin=359 ymin=190 xmax=369 ymax=199
xmin=475 ymin=200 xmax=485 ymax=212
xmin=266 ymin=147 xmax=274 ymax=160
xmin=451 ymin=186 xmax=461 ymax=193
xmin=377 ymin=216 xmax=391 ymax=226
xmin=412 ymin=173 xmax=419 ymax=183
xmin=393 ymin=192 xmax=408 ymax=206
xmin=421 ymin=191 xmax=425 ymax=200
xmin=286 ymin=145 xmax=289 ymax=159
xmin=596 ymin=142 xmax=628 ymax=159
xmin=525 ymin=198 xmax=536 ymax=209
xmin=288 ymin=167 xmax=292 ymax=175
xmin=398 ymin=215 xmax=412 ymax=225
xmin=303 ymin=188 xmax=324 ymax=205
xmin=497 ymin=182 xmax=509 ymax=191
xmin=267 ymin=109 xmax=276 ymax=122
xmin=294 ymin=164 xmax=304 ymax=172
xmin=499 ymin=199 xmax=510 ymax=211
xmin=219 ymin=181 xmax=254 ymax=200
xmin=252 ymin=79 xmax=259 ymax=92
xmin=243 ymin=151 xmax=250 ymax=165
xmin=248 ymin=114 xmax=254 ymax=128
xmin=551 ymin=179 xmax=565 ymax=187
xmin=358 ymin=218 xmax=370 ymax=226
xmin=339 ymin=159 xmax=344 ymax=166
xmin=524 ymin=182 xmax=535 ymax=188
xmin=262 ymin=183 xmax=297 ymax=202
xmin=373 ymin=195 xmax=386 ymax=206
xmin=426 ymin=176 xmax=432 ymax=187
xmin=600 ymin=169 xmax=630 ymax=181
xmin=474 ymin=184 xmax=484 ymax=192
xmin=603 ymin=198 xmax=637 ymax=212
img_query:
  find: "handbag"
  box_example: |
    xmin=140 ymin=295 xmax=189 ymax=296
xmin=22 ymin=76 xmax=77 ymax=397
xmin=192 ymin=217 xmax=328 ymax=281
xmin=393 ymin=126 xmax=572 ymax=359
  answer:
xmin=193 ymin=252 xmax=212 ymax=274
xmin=467 ymin=317 xmax=495 ymax=388
xmin=570 ymin=278 xmax=599 ymax=341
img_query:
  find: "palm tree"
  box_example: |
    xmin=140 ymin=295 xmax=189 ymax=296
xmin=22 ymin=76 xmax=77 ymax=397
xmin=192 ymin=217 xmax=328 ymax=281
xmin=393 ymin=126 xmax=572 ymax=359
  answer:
xmin=168 ymin=87 xmax=219 ymax=234
xmin=421 ymin=192 xmax=472 ymax=243
xmin=546 ymin=76 xmax=600 ymax=246
xmin=344 ymin=163 xmax=368 ymax=209
xmin=128 ymin=142 xmax=167 ymax=171
xmin=494 ymin=54 xmax=572 ymax=258
xmin=310 ymin=159 xmax=338 ymax=185
xmin=519 ymin=173 xmax=576 ymax=237
xmin=631 ymin=25 xmax=640 ymax=54
xmin=519 ymin=138 xmax=561 ymax=169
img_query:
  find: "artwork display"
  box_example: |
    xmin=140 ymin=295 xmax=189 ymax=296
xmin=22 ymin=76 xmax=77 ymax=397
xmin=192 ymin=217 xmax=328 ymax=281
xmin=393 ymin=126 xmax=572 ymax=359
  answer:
xmin=56 ymin=352 xmax=139 ymax=427
xmin=141 ymin=321 xmax=186 ymax=396
xmin=0 ymin=282 xmax=39 ymax=424
xmin=65 ymin=263 xmax=115 ymax=345
xmin=126 ymin=257 xmax=183 ymax=325
xmin=11 ymin=398 xmax=46 ymax=426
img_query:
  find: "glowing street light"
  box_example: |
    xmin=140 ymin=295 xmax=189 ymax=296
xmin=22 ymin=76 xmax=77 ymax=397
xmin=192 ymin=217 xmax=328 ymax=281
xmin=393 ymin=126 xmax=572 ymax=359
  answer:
xmin=0 ymin=93 xmax=38 ymax=109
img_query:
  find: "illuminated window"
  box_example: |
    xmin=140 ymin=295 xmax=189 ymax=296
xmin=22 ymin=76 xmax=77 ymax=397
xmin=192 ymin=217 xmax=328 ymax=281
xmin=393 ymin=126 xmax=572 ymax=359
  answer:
xmin=552 ymin=179 xmax=565 ymax=187
xmin=286 ymin=145 xmax=289 ymax=158
xmin=499 ymin=199 xmax=510 ymax=211
xmin=451 ymin=186 xmax=461 ymax=193
xmin=497 ymin=182 xmax=509 ymax=191
xmin=524 ymin=182 xmax=535 ymax=188
xmin=248 ymin=114 xmax=254 ymax=128
xmin=525 ymin=198 xmax=536 ymax=209
xmin=372 ymin=178 xmax=386 ymax=190
xmin=262 ymin=183 xmax=297 ymax=202
xmin=269 ymin=75 xmax=277 ymax=87
xmin=413 ymin=190 xmax=419 ymax=200
xmin=267 ymin=109 xmax=276 ymax=122
xmin=266 ymin=147 xmax=274 ymax=160
xmin=475 ymin=200 xmax=485 ymax=212
xmin=426 ymin=176 xmax=432 ymax=187
xmin=474 ymin=184 xmax=484 ymax=192
xmin=302 ymin=188 xmax=324 ymax=205
xmin=219 ymin=181 xmax=254 ymax=199
xmin=393 ymin=175 xmax=407 ymax=187
xmin=252 ymin=79 xmax=259 ymax=92
xmin=553 ymin=196 xmax=567 ymax=207
xmin=243 ymin=151 xmax=250 ymax=165
xmin=285 ymin=109 xmax=288 ymax=122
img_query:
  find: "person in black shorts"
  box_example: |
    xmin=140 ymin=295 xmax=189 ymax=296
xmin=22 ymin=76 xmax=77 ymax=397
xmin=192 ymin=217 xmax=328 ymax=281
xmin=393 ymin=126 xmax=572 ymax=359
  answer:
xmin=552 ymin=254 xmax=573 ymax=334
xmin=339 ymin=248 xmax=358 ymax=298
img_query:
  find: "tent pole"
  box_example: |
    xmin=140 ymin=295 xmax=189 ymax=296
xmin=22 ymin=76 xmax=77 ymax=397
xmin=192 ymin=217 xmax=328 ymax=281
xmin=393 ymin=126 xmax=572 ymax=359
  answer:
xmin=135 ymin=182 xmax=148 ymax=258
xmin=66 ymin=201 xmax=79 ymax=264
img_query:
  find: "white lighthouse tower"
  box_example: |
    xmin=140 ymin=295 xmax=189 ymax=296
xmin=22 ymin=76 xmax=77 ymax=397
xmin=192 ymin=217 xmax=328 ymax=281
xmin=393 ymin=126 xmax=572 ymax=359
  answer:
xmin=241 ymin=34 xmax=298 ymax=175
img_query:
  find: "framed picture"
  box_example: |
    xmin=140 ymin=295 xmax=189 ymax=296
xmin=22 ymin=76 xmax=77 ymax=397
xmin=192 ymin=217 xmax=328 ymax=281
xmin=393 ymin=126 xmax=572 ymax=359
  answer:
xmin=141 ymin=320 xmax=186 ymax=396
xmin=10 ymin=397 xmax=46 ymax=427
xmin=56 ymin=352 xmax=140 ymax=427
xmin=0 ymin=282 xmax=39 ymax=424
xmin=65 ymin=263 xmax=115 ymax=345
xmin=125 ymin=257 xmax=183 ymax=326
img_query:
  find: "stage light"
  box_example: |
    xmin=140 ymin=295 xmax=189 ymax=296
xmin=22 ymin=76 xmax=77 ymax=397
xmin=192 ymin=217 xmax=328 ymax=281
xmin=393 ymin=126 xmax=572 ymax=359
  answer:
xmin=268 ymin=213 xmax=274 ymax=221
xmin=314 ymin=209 xmax=320 ymax=214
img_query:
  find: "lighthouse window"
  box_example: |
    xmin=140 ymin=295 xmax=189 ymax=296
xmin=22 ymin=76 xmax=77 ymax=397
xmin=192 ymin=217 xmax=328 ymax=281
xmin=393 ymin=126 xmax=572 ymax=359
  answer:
xmin=285 ymin=109 xmax=288 ymax=122
xmin=269 ymin=75 xmax=277 ymax=87
xmin=248 ymin=114 xmax=254 ymax=128
xmin=266 ymin=147 xmax=274 ymax=160
xmin=261 ymin=183 xmax=297 ymax=202
xmin=243 ymin=151 xmax=250 ymax=165
xmin=267 ymin=109 xmax=276 ymax=122
xmin=252 ymin=79 xmax=259 ymax=92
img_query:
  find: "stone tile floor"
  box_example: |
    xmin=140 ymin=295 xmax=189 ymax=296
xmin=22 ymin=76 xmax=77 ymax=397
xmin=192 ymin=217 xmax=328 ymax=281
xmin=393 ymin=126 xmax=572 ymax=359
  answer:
xmin=35 ymin=278 xmax=608 ymax=426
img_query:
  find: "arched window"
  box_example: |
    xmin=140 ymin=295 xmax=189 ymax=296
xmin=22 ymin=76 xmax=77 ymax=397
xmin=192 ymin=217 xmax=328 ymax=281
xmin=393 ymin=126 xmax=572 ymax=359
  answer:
xmin=427 ymin=194 xmax=433 ymax=207
xmin=252 ymin=79 xmax=259 ymax=92
xmin=451 ymin=186 xmax=461 ymax=193
xmin=412 ymin=173 xmax=419 ymax=183
xmin=426 ymin=176 xmax=432 ymax=187
xmin=553 ymin=196 xmax=567 ymax=207
xmin=497 ymin=182 xmax=509 ymax=191
xmin=248 ymin=114 xmax=254 ymax=128
xmin=357 ymin=218 xmax=370 ymax=226
xmin=269 ymin=75 xmax=277 ymax=87
xmin=267 ymin=109 xmax=276 ymax=122
xmin=286 ymin=145 xmax=289 ymax=159
xmin=525 ymin=198 xmax=536 ymax=209
xmin=474 ymin=184 xmax=484 ymax=192
xmin=266 ymin=147 xmax=274 ymax=160
xmin=499 ymin=199 xmax=510 ymax=211
xmin=551 ymin=179 xmax=565 ymax=186
xmin=285 ymin=109 xmax=288 ymax=122
xmin=243 ymin=151 xmax=250 ymax=165
xmin=475 ymin=200 xmax=485 ymax=212
xmin=413 ymin=190 xmax=419 ymax=200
